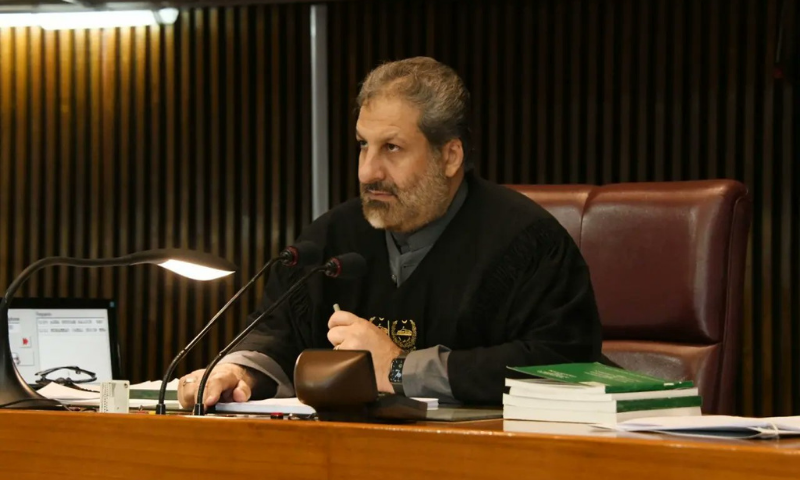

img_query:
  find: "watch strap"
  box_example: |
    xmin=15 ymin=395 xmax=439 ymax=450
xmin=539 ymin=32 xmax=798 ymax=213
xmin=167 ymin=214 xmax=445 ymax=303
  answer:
xmin=389 ymin=352 xmax=408 ymax=395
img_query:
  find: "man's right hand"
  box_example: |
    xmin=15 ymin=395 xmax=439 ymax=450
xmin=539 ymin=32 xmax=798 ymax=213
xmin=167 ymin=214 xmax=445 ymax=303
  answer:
xmin=177 ymin=364 xmax=255 ymax=409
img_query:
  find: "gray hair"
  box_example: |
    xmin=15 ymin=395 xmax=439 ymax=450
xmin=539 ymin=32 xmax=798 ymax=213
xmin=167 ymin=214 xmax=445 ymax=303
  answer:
xmin=356 ymin=57 xmax=473 ymax=167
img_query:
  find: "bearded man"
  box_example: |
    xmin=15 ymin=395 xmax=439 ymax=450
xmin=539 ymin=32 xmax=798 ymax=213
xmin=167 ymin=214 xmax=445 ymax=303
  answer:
xmin=178 ymin=57 xmax=602 ymax=408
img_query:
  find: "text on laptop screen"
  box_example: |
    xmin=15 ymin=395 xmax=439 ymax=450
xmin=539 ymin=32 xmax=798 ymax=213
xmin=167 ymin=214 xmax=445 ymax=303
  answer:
xmin=8 ymin=306 xmax=114 ymax=384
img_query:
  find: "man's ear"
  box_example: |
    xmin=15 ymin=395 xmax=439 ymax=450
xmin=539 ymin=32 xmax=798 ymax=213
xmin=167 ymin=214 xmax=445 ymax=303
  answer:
xmin=441 ymin=139 xmax=464 ymax=178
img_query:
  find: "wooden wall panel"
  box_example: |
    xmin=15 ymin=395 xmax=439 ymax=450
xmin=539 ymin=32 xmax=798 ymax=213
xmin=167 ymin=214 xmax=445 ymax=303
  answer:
xmin=327 ymin=0 xmax=799 ymax=417
xmin=0 ymin=4 xmax=312 ymax=382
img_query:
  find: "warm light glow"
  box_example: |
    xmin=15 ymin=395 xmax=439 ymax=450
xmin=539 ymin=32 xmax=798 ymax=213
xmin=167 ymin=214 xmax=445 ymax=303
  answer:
xmin=0 ymin=9 xmax=179 ymax=31
xmin=0 ymin=14 xmax=37 ymax=28
xmin=158 ymin=260 xmax=234 ymax=281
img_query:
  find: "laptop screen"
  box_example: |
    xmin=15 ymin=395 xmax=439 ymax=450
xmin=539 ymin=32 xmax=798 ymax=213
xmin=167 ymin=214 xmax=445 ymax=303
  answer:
xmin=7 ymin=298 xmax=121 ymax=384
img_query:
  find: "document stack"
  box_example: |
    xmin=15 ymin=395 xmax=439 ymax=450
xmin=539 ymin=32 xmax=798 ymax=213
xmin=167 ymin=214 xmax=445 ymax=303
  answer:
xmin=502 ymin=362 xmax=702 ymax=424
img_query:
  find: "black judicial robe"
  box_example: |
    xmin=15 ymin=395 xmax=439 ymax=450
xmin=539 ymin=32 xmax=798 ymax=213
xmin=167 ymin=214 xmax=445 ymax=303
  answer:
xmin=234 ymin=171 xmax=603 ymax=404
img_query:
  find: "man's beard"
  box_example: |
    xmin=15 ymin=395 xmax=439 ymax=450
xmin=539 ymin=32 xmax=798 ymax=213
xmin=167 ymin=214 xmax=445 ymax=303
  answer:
xmin=360 ymin=158 xmax=451 ymax=233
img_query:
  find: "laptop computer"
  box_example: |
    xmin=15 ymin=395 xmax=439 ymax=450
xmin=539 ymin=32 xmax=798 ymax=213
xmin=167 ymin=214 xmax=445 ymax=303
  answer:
xmin=7 ymin=298 xmax=121 ymax=385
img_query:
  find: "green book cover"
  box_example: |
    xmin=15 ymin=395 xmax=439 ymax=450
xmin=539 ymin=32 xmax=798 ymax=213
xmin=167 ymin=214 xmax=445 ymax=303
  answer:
xmin=508 ymin=362 xmax=694 ymax=394
xmin=615 ymin=395 xmax=702 ymax=412
xmin=130 ymin=389 xmax=177 ymax=401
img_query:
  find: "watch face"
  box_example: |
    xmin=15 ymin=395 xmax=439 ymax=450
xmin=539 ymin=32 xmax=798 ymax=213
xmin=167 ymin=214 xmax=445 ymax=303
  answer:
xmin=389 ymin=357 xmax=405 ymax=384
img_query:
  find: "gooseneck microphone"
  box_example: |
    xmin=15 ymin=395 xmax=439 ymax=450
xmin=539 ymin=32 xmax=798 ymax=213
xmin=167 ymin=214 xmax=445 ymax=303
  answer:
xmin=155 ymin=241 xmax=322 ymax=415
xmin=192 ymin=252 xmax=367 ymax=415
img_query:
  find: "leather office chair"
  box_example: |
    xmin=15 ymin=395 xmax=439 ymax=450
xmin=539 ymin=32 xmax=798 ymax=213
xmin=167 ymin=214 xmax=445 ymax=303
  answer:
xmin=505 ymin=180 xmax=752 ymax=414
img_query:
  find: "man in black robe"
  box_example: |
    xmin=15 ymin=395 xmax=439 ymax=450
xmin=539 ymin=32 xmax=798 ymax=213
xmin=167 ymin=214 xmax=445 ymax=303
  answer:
xmin=178 ymin=57 xmax=602 ymax=408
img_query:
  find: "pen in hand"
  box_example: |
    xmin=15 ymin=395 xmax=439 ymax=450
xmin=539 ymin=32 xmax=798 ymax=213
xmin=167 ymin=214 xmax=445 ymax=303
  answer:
xmin=332 ymin=303 xmax=341 ymax=349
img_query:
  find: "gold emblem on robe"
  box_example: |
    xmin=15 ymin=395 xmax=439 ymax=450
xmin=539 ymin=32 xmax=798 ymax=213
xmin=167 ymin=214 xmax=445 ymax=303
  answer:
xmin=390 ymin=319 xmax=417 ymax=350
xmin=369 ymin=317 xmax=417 ymax=351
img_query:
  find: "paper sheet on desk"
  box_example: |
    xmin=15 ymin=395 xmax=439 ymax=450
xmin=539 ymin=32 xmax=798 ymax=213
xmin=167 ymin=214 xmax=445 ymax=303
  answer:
xmin=594 ymin=415 xmax=800 ymax=439
xmin=37 ymin=383 xmax=100 ymax=400
xmin=37 ymin=382 xmax=182 ymax=409
xmin=215 ymin=397 xmax=439 ymax=415
xmin=38 ymin=380 xmax=179 ymax=398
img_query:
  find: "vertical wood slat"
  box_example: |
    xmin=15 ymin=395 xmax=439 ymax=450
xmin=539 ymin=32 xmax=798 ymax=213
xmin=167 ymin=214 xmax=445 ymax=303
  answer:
xmin=162 ymin=21 xmax=177 ymax=374
xmin=0 ymin=4 xmax=311 ymax=383
xmin=73 ymin=29 xmax=87 ymax=294
xmin=148 ymin=24 xmax=162 ymax=379
xmin=177 ymin=9 xmax=191 ymax=375
xmin=635 ymin=0 xmax=650 ymax=181
xmin=486 ymin=2 xmax=498 ymax=183
xmin=58 ymin=30 xmax=72 ymax=297
xmin=759 ymin=0 xmax=777 ymax=416
xmin=503 ymin=2 xmax=515 ymax=183
xmin=535 ymin=4 xmax=547 ymax=183
xmin=741 ymin=0 xmax=759 ymax=415
xmin=520 ymin=2 xmax=533 ymax=184
xmin=653 ymin=0 xmax=667 ymax=182
xmin=29 ymin=27 xmax=43 ymax=296
xmin=100 ymin=27 xmax=116 ymax=356
xmin=225 ymin=6 xmax=238 ymax=350
xmin=585 ymin=0 xmax=599 ymax=184
xmin=207 ymin=7 xmax=221 ymax=360
xmin=253 ymin=7 xmax=267 ymax=319
xmin=44 ymin=29 xmax=57 ymax=297
xmin=117 ymin=26 xmax=131 ymax=379
xmin=133 ymin=25 xmax=147 ymax=390
xmin=285 ymin=7 xmax=297 ymax=246
xmin=299 ymin=9 xmax=312 ymax=231
xmin=781 ymin=0 xmax=799 ymax=417
xmin=88 ymin=28 xmax=101 ymax=297
xmin=326 ymin=0 xmax=799 ymax=417
xmin=270 ymin=6 xmax=282 ymax=260
xmin=552 ymin=0 xmax=565 ymax=184
xmin=0 ymin=30 xmax=11 ymax=292
xmin=568 ymin=0 xmax=583 ymax=184
xmin=601 ymin=1 xmax=614 ymax=184
xmin=14 ymin=28 xmax=28 ymax=285
xmin=619 ymin=0 xmax=632 ymax=183
xmin=191 ymin=8 xmax=206 ymax=371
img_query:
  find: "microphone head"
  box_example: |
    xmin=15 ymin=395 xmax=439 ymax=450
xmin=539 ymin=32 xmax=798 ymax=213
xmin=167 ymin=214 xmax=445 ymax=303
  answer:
xmin=280 ymin=241 xmax=323 ymax=267
xmin=323 ymin=253 xmax=367 ymax=279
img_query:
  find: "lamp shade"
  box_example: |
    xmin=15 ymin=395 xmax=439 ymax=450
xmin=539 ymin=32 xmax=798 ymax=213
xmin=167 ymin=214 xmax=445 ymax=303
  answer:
xmin=124 ymin=249 xmax=237 ymax=281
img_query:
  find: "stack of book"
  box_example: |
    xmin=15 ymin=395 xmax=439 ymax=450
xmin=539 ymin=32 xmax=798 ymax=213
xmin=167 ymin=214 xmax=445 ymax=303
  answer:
xmin=503 ymin=362 xmax=702 ymax=424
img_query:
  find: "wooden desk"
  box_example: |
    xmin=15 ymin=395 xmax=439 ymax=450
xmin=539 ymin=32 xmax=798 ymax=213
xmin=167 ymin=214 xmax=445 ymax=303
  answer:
xmin=0 ymin=410 xmax=798 ymax=479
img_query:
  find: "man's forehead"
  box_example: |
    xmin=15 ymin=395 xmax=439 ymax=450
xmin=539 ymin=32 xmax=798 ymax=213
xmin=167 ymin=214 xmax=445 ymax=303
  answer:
xmin=356 ymin=97 xmax=421 ymax=137
xmin=355 ymin=123 xmax=402 ymax=139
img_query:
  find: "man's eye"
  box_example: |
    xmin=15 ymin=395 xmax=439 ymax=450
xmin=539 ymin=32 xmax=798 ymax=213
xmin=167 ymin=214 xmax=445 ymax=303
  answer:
xmin=357 ymin=140 xmax=367 ymax=149
xmin=386 ymin=144 xmax=400 ymax=152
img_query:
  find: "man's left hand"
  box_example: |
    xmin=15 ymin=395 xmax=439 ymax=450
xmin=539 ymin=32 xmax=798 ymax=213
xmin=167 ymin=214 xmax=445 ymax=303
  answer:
xmin=327 ymin=310 xmax=402 ymax=393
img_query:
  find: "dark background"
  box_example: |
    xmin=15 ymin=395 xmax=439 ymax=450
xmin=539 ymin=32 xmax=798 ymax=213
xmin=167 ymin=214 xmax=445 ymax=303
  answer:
xmin=0 ymin=0 xmax=797 ymax=416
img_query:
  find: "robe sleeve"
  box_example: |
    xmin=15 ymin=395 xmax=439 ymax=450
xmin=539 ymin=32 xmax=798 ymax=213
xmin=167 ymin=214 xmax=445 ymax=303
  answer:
xmin=447 ymin=223 xmax=603 ymax=404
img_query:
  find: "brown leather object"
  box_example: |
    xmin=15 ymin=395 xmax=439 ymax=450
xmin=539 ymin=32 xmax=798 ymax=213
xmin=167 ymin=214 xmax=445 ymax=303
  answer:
xmin=294 ymin=349 xmax=378 ymax=408
xmin=506 ymin=185 xmax=593 ymax=247
xmin=506 ymin=180 xmax=752 ymax=414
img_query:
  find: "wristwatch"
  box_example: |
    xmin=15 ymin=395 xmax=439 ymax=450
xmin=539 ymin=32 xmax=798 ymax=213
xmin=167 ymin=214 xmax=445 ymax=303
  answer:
xmin=388 ymin=352 xmax=408 ymax=395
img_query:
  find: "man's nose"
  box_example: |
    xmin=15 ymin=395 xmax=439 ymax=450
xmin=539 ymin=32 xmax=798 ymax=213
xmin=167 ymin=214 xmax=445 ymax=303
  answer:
xmin=358 ymin=149 xmax=385 ymax=185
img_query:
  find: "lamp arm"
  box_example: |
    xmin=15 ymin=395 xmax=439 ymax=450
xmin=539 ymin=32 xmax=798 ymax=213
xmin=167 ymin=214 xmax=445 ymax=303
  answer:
xmin=2 ymin=255 xmax=145 ymax=305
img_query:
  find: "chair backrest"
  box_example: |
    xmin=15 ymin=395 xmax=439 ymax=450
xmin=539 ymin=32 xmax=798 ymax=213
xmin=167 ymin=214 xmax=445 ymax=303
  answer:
xmin=505 ymin=181 xmax=752 ymax=414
